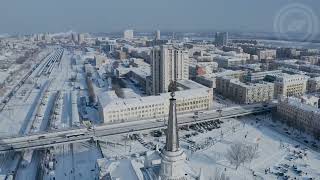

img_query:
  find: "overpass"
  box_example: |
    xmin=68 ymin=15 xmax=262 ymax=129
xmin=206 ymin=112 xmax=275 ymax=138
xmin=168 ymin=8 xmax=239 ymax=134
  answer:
xmin=0 ymin=104 xmax=273 ymax=153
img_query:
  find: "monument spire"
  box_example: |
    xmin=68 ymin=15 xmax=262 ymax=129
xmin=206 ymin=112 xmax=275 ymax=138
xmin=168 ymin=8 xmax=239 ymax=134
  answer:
xmin=159 ymin=80 xmax=188 ymax=180
xmin=165 ymin=80 xmax=179 ymax=152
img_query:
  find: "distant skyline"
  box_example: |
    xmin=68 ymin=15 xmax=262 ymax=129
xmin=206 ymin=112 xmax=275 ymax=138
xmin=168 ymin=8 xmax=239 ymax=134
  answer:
xmin=0 ymin=0 xmax=319 ymax=34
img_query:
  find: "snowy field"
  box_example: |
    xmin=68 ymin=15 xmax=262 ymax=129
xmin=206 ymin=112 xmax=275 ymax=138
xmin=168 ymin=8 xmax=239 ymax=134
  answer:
xmin=42 ymin=142 xmax=102 ymax=180
xmin=99 ymin=114 xmax=320 ymax=180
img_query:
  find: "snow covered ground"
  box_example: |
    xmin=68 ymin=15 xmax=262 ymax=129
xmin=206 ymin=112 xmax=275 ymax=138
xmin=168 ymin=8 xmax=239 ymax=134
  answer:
xmin=0 ymin=48 xmax=94 ymax=179
xmin=41 ymin=141 xmax=102 ymax=180
xmin=98 ymin=114 xmax=320 ymax=180
xmin=187 ymin=115 xmax=320 ymax=179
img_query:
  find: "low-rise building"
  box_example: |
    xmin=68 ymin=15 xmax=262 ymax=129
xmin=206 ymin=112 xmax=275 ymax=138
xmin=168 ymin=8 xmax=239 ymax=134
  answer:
xmin=114 ymin=59 xmax=151 ymax=91
xmin=275 ymin=96 xmax=320 ymax=138
xmin=195 ymin=74 xmax=216 ymax=88
xmin=257 ymin=49 xmax=277 ymax=62
xmin=307 ymin=77 xmax=320 ymax=93
xmin=301 ymin=56 xmax=319 ymax=65
xmin=216 ymin=76 xmax=274 ymax=104
xmin=195 ymin=70 xmax=245 ymax=88
xmin=216 ymin=56 xmax=247 ymax=68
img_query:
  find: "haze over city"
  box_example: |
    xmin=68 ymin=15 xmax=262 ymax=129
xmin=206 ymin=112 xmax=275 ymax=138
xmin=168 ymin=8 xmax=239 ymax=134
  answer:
xmin=1 ymin=0 xmax=320 ymax=34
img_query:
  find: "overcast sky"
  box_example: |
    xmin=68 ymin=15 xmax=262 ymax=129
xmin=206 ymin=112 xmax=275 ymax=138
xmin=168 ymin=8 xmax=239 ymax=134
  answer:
xmin=0 ymin=0 xmax=319 ymax=34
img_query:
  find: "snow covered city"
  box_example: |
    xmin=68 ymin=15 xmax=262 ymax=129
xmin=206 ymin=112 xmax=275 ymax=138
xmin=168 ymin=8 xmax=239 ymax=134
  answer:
xmin=0 ymin=0 xmax=320 ymax=179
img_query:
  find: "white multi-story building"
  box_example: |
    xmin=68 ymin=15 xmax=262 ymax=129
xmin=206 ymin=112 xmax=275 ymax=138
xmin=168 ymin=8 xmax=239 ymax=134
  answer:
xmin=99 ymin=87 xmax=213 ymax=123
xmin=155 ymin=30 xmax=161 ymax=40
xmin=276 ymin=96 xmax=320 ymax=138
xmin=151 ymin=45 xmax=189 ymax=95
xmin=124 ymin=29 xmax=134 ymax=40
xmin=216 ymin=76 xmax=274 ymax=104
xmin=274 ymin=74 xmax=308 ymax=98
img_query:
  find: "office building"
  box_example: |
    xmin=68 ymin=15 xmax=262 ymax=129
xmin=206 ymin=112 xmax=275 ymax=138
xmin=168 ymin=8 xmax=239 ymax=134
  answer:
xmin=151 ymin=45 xmax=189 ymax=95
xmin=215 ymin=32 xmax=228 ymax=46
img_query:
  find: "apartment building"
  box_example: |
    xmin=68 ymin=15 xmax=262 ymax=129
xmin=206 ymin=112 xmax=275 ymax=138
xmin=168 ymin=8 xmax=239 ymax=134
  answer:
xmin=274 ymin=74 xmax=308 ymax=98
xmin=216 ymin=76 xmax=274 ymax=104
xmin=275 ymin=96 xmax=320 ymax=138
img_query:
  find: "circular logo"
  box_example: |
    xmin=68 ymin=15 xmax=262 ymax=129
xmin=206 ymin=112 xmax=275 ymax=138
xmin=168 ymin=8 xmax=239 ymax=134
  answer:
xmin=273 ymin=3 xmax=319 ymax=42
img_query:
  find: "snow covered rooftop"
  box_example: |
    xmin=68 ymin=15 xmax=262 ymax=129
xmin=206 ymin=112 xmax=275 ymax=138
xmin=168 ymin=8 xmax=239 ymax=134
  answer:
xmin=99 ymin=87 xmax=211 ymax=110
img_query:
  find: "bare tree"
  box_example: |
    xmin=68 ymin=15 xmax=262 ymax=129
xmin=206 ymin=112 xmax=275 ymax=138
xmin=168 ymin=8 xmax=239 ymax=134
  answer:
xmin=245 ymin=143 xmax=259 ymax=166
xmin=225 ymin=142 xmax=247 ymax=170
xmin=225 ymin=142 xmax=259 ymax=170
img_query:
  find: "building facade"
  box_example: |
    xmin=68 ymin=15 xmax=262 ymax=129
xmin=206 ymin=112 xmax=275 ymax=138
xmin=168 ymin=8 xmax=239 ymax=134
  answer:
xmin=216 ymin=76 xmax=274 ymax=104
xmin=151 ymin=45 xmax=189 ymax=95
xmin=275 ymin=96 xmax=320 ymax=138
xmin=100 ymin=88 xmax=213 ymax=123
xmin=274 ymin=74 xmax=308 ymax=98
xmin=257 ymin=49 xmax=277 ymax=62
xmin=216 ymin=57 xmax=247 ymax=68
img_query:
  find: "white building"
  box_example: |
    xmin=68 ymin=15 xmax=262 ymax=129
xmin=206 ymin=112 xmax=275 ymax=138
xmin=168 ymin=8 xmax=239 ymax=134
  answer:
xmin=99 ymin=87 xmax=213 ymax=124
xmin=274 ymin=74 xmax=308 ymax=98
xmin=96 ymin=87 xmax=202 ymax=180
xmin=151 ymin=45 xmax=189 ymax=95
xmin=257 ymin=49 xmax=277 ymax=61
xmin=124 ymin=29 xmax=134 ymax=40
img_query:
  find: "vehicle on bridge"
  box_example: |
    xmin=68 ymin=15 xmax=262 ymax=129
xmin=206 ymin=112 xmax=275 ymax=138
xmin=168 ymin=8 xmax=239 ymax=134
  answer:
xmin=64 ymin=132 xmax=86 ymax=138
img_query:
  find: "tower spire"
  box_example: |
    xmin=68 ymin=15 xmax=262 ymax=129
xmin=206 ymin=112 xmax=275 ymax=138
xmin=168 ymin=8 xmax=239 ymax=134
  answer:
xmin=165 ymin=80 xmax=179 ymax=152
xmin=159 ymin=80 xmax=188 ymax=180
